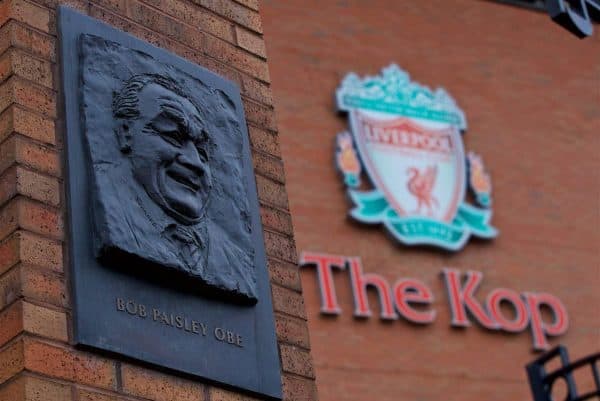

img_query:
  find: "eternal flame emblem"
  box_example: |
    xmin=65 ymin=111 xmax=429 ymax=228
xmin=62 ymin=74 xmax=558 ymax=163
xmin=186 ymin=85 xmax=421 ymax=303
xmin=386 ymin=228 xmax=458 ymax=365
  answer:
xmin=335 ymin=64 xmax=497 ymax=251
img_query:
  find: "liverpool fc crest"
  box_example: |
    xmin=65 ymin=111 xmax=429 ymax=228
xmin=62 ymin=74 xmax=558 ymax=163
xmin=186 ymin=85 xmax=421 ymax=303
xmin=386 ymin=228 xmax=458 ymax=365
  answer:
xmin=335 ymin=65 xmax=497 ymax=251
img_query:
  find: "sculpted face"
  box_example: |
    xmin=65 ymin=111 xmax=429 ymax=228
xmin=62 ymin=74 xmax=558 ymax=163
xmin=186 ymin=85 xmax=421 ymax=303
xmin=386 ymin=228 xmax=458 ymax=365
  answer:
xmin=120 ymin=83 xmax=212 ymax=224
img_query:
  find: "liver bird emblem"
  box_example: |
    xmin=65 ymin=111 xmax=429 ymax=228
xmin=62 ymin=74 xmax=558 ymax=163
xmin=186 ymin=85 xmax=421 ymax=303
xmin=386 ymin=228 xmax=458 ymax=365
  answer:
xmin=467 ymin=152 xmax=492 ymax=207
xmin=406 ymin=165 xmax=438 ymax=216
xmin=337 ymin=132 xmax=360 ymax=174
xmin=336 ymin=131 xmax=361 ymax=187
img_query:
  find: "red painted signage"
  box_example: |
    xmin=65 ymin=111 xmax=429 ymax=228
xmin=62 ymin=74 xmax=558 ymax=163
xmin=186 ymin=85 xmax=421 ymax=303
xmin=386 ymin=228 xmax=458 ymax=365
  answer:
xmin=300 ymin=252 xmax=569 ymax=351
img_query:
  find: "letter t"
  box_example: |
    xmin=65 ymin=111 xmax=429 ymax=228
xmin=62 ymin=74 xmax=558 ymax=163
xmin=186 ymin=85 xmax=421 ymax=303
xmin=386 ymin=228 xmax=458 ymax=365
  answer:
xmin=299 ymin=252 xmax=347 ymax=314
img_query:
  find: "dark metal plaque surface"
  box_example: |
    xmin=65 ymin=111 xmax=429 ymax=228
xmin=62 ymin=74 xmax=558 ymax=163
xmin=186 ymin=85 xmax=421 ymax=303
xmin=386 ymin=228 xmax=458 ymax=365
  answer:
xmin=59 ymin=6 xmax=281 ymax=399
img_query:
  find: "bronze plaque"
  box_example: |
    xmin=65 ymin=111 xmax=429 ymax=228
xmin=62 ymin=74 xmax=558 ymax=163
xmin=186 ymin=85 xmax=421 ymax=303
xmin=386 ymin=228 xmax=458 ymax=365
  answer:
xmin=59 ymin=6 xmax=281 ymax=399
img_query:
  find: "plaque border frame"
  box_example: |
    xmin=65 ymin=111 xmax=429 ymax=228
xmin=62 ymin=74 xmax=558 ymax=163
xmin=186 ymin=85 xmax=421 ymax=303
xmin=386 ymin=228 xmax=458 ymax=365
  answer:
xmin=58 ymin=6 xmax=282 ymax=399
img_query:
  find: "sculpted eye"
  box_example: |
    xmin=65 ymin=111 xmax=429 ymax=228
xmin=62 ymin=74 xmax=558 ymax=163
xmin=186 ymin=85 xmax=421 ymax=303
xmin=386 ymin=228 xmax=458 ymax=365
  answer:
xmin=159 ymin=130 xmax=184 ymax=147
xmin=150 ymin=112 xmax=186 ymax=147
xmin=196 ymin=147 xmax=208 ymax=162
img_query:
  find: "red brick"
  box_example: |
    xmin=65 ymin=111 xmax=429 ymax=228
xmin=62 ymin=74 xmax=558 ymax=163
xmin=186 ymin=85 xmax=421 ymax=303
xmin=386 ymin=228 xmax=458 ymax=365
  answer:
xmin=22 ymin=301 xmax=67 ymax=342
xmin=142 ymin=0 xmax=235 ymax=43
xmin=20 ymin=265 xmax=68 ymax=308
xmin=195 ymin=0 xmax=262 ymax=33
xmin=0 ymin=166 xmax=17 ymax=207
xmin=267 ymin=258 xmax=301 ymax=291
xmin=15 ymin=167 xmax=59 ymax=206
xmin=241 ymin=75 xmax=273 ymax=106
xmin=0 ymin=78 xmax=55 ymax=119
xmin=232 ymin=0 xmax=258 ymax=12
xmin=12 ymin=106 xmax=56 ymax=145
xmin=193 ymin=52 xmax=241 ymax=86
xmin=16 ymin=198 xmax=63 ymax=240
xmin=0 ymin=232 xmax=19 ymax=275
xmin=93 ymin=0 xmax=127 ymax=14
xmin=279 ymin=343 xmax=315 ymax=379
xmin=17 ymin=231 xmax=62 ymax=272
xmin=264 ymin=230 xmax=297 ymax=263
xmin=242 ymin=100 xmax=276 ymax=131
xmin=271 ymin=283 xmax=307 ymax=319
xmin=0 ymin=230 xmax=61 ymax=275
xmin=77 ymin=388 xmax=128 ymax=401
xmin=126 ymin=0 xmax=204 ymax=51
xmin=252 ymin=150 xmax=285 ymax=183
xmin=255 ymin=175 xmax=289 ymax=209
xmin=0 ymin=164 xmax=59 ymax=208
xmin=11 ymin=78 xmax=56 ymax=118
xmin=9 ymin=50 xmax=53 ymax=89
xmin=0 ymin=0 xmax=10 ymax=27
xmin=23 ymin=338 xmax=116 ymax=389
xmin=0 ymin=374 xmax=26 ymax=401
xmin=260 ymin=204 xmax=293 ymax=235
xmin=10 ymin=135 xmax=60 ymax=177
xmin=209 ymin=386 xmax=262 ymax=401
xmin=0 ymin=339 xmax=24 ymax=385
xmin=281 ymin=374 xmax=318 ymax=401
xmin=34 ymin=0 xmax=89 ymax=13
xmin=22 ymin=375 xmax=71 ymax=401
xmin=9 ymin=0 xmax=51 ymax=34
xmin=235 ymin=26 xmax=265 ymax=58
xmin=0 ymin=300 xmax=67 ymax=346
xmin=0 ymin=52 xmax=12 ymax=84
xmin=0 ymin=81 xmax=14 ymax=118
xmin=121 ymin=364 xmax=205 ymax=401
xmin=275 ymin=313 xmax=310 ymax=349
xmin=0 ymin=302 xmax=23 ymax=347
xmin=0 ymin=136 xmax=16 ymax=175
xmin=0 ymin=201 xmax=18 ymax=242
xmin=203 ymin=35 xmax=269 ymax=82
xmin=89 ymin=4 xmax=163 ymax=47
xmin=247 ymin=125 xmax=280 ymax=158
xmin=0 ymin=266 xmax=20 ymax=311
xmin=0 ymin=107 xmax=13 ymax=144
xmin=0 ymin=23 xmax=8 ymax=54
xmin=8 ymin=21 xmax=56 ymax=62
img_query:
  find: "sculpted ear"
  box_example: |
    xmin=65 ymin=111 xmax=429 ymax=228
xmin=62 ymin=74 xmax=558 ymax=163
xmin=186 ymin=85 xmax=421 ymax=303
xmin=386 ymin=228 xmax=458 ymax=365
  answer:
xmin=115 ymin=120 xmax=132 ymax=153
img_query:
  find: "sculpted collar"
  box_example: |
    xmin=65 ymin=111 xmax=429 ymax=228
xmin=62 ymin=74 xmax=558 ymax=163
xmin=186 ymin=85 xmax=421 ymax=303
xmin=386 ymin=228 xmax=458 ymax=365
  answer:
xmin=133 ymin=186 xmax=208 ymax=275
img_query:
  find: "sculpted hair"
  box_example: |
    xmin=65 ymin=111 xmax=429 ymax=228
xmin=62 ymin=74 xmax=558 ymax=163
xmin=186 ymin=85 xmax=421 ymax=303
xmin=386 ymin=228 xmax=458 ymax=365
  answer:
xmin=112 ymin=74 xmax=197 ymax=120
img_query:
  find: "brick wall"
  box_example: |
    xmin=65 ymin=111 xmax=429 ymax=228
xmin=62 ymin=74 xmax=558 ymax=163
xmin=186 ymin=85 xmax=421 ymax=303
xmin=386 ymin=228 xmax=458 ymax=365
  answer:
xmin=260 ymin=1 xmax=599 ymax=401
xmin=0 ymin=0 xmax=318 ymax=400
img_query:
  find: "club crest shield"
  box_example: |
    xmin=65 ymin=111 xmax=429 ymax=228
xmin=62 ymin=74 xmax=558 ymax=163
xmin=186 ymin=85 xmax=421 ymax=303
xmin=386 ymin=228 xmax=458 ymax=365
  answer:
xmin=335 ymin=65 xmax=497 ymax=251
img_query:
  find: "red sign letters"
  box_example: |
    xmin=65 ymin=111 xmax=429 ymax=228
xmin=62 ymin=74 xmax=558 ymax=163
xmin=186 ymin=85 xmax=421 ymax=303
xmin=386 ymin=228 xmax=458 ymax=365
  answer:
xmin=300 ymin=252 xmax=569 ymax=351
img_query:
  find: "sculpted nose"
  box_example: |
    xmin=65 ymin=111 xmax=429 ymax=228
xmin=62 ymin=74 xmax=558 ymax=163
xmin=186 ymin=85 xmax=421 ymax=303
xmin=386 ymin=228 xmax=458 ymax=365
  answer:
xmin=178 ymin=142 xmax=205 ymax=176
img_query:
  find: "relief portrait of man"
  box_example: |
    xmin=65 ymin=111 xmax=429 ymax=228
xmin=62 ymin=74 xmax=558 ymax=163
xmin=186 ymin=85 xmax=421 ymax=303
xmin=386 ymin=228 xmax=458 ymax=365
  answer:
xmin=79 ymin=34 xmax=258 ymax=301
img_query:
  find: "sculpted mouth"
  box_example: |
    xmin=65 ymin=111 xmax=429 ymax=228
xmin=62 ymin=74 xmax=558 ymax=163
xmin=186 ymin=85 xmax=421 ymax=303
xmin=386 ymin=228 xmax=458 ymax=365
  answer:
xmin=167 ymin=169 xmax=201 ymax=192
